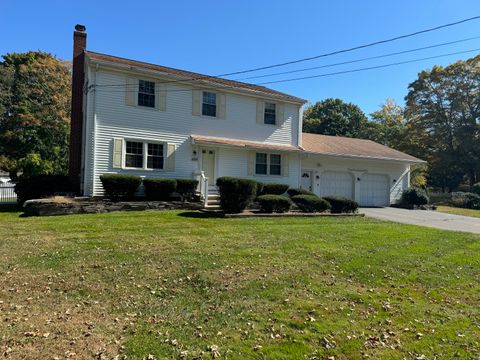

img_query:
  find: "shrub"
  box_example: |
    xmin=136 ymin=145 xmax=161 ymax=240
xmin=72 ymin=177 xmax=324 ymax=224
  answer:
xmin=287 ymin=188 xmax=316 ymax=197
xmin=257 ymin=195 xmax=292 ymax=213
xmin=259 ymin=183 xmax=289 ymax=195
xmin=472 ymin=182 xmax=480 ymax=195
xmin=216 ymin=177 xmax=257 ymax=213
xmin=100 ymin=174 xmax=142 ymax=201
xmin=291 ymin=195 xmax=330 ymax=213
xmin=400 ymin=188 xmax=429 ymax=206
xmin=176 ymin=179 xmax=199 ymax=200
xmin=323 ymin=196 xmax=359 ymax=213
xmin=453 ymin=192 xmax=480 ymax=210
xmin=14 ymin=175 xmax=72 ymax=204
xmin=143 ymin=178 xmax=177 ymax=200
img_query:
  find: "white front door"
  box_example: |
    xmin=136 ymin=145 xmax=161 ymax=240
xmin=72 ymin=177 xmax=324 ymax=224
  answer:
xmin=201 ymin=149 xmax=216 ymax=186
xmin=360 ymin=173 xmax=389 ymax=207
xmin=300 ymin=170 xmax=313 ymax=191
xmin=319 ymin=171 xmax=354 ymax=199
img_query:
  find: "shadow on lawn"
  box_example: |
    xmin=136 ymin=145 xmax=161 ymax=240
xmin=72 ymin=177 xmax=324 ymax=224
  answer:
xmin=177 ymin=211 xmax=223 ymax=219
xmin=0 ymin=203 xmax=21 ymax=213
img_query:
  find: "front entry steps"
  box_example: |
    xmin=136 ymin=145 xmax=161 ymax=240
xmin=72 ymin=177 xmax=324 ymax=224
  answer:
xmin=205 ymin=193 xmax=221 ymax=210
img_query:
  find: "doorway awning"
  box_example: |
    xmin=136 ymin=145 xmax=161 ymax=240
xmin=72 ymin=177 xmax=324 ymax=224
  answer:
xmin=191 ymin=135 xmax=302 ymax=152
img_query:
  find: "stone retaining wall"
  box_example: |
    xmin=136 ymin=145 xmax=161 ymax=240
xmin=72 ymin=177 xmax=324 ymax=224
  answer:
xmin=23 ymin=198 xmax=202 ymax=217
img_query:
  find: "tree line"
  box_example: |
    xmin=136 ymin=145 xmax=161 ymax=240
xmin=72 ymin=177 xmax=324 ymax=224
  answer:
xmin=0 ymin=51 xmax=478 ymax=192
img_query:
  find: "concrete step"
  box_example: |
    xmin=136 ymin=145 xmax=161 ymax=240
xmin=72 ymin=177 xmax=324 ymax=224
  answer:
xmin=205 ymin=204 xmax=221 ymax=210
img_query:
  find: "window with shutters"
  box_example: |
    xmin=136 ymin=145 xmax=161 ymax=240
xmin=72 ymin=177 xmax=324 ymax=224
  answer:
xmin=264 ymin=102 xmax=276 ymax=125
xmin=147 ymin=143 xmax=164 ymax=169
xmin=124 ymin=140 xmax=165 ymax=170
xmin=202 ymin=91 xmax=217 ymax=117
xmin=125 ymin=141 xmax=144 ymax=168
xmin=255 ymin=153 xmax=282 ymax=176
xmin=138 ymin=80 xmax=155 ymax=108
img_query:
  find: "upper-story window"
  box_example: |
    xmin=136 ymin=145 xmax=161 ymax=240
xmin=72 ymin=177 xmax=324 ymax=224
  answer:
xmin=255 ymin=153 xmax=282 ymax=176
xmin=202 ymin=91 xmax=217 ymax=117
xmin=138 ymin=80 xmax=155 ymax=108
xmin=264 ymin=102 xmax=276 ymax=125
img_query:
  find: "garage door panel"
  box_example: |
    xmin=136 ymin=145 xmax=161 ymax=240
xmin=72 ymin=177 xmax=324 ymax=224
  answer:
xmin=360 ymin=174 xmax=389 ymax=207
xmin=319 ymin=171 xmax=354 ymax=199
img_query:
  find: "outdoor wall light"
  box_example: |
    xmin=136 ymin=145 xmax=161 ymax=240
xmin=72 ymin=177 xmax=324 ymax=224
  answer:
xmin=357 ymin=177 xmax=361 ymax=181
xmin=393 ymin=179 xmax=397 ymax=183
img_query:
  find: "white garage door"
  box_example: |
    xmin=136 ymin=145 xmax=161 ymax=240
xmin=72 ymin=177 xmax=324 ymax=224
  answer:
xmin=319 ymin=171 xmax=354 ymax=199
xmin=360 ymin=174 xmax=389 ymax=207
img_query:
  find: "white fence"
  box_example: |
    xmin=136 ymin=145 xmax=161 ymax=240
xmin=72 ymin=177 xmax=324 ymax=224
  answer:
xmin=0 ymin=183 xmax=17 ymax=203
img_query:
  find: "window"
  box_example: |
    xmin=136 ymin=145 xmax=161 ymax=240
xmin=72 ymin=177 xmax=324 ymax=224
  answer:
xmin=125 ymin=141 xmax=144 ymax=168
xmin=138 ymin=80 xmax=155 ymax=108
xmin=202 ymin=91 xmax=217 ymax=117
xmin=264 ymin=102 xmax=276 ymax=125
xmin=147 ymin=143 xmax=164 ymax=169
xmin=270 ymin=154 xmax=281 ymax=175
xmin=255 ymin=153 xmax=282 ymax=176
xmin=255 ymin=153 xmax=268 ymax=175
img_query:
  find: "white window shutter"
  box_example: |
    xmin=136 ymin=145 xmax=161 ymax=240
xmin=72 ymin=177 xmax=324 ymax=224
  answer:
xmin=256 ymin=100 xmax=264 ymax=124
xmin=166 ymin=143 xmax=176 ymax=171
xmin=112 ymin=138 xmax=123 ymax=168
xmin=247 ymin=151 xmax=256 ymax=175
xmin=125 ymin=77 xmax=136 ymax=106
xmin=277 ymin=103 xmax=285 ymax=126
xmin=282 ymin=154 xmax=289 ymax=177
xmin=217 ymin=93 xmax=226 ymax=119
xmin=192 ymin=90 xmax=201 ymax=116
xmin=155 ymin=83 xmax=167 ymax=111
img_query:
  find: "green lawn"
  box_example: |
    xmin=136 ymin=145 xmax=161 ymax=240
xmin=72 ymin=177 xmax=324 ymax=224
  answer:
xmin=436 ymin=205 xmax=480 ymax=219
xmin=0 ymin=210 xmax=479 ymax=359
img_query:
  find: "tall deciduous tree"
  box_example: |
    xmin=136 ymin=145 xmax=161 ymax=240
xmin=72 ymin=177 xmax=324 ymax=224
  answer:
xmin=0 ymin=51 xmax=71 ymax=179
xmin=303 ymin=98 xmax=369 ymax=138
xmin=405 ymin=55 xmax=480 ymax=190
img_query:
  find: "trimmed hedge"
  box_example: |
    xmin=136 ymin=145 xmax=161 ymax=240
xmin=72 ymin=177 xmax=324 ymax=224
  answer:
xmin=259 ymin=183 xmax=289 ymax=195
xmin=291 ymin=195 xmax=330 ymax=213
xmin=323 ymin=196 xmax=359 ymax=213
xmin=257 ymin=195 xmax=292 ymax=213
xmin=216 ymin=177 xmax=257 ymax=213
xmin=400 ymin=188 xmax=429 ymax=206
xmin=472 ymin=183 xmax=480 ymax=195
xmin=14 ymin=175 xmax=72 ymax=204
xmin=143 ymin=178 xmax=177 ymax=200
xmin=176 ymin=178 xmax=198 ymax=199
xmin=287 ymin=188 xmax=316 ymax=197
xmin=100 ymin=174 xmax=142 ymax=201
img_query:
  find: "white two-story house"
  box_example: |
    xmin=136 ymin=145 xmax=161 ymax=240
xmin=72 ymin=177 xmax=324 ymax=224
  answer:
xmin=69 ymin=25 xmax=424 ymax=207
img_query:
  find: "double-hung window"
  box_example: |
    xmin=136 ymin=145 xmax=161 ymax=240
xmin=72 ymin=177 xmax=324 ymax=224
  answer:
xmin=255 ymin=153 xmax=282 ymax=176
xmin=138 ymin=80 xmax=155 ymax=108
xmin=202 ymin=91 xmax=217 ymax=117
xmin=264 ymin=102 xmax=276 ymax=125
xmin=124 ymin=140 xmax=164 ymax=170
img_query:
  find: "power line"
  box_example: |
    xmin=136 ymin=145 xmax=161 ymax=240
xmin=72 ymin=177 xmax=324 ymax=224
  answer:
xmin=92 ymin=15 xmax=480 ymax=88
xmin=92 ymin=47 xmax=480 ymax=93
xmin=257 ymin=48 xmax=480 ymax=85
xmin=232 ymin=36 xmax=480 ymax=81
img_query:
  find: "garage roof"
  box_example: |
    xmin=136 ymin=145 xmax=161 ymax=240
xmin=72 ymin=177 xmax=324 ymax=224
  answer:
xmin=302 ymin=133 xmax=425 ymax=163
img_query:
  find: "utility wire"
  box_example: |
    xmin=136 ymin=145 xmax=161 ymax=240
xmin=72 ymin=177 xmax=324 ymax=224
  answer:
xmin=92 ymin=47 xmax=480 ymax=92
xmin=257 ymin=48 xmax=480 ymax=85
xmin=232 ymin=36 xmax=480 ymax=81
xmin=92 ymin=15 xmax=480 ymax=88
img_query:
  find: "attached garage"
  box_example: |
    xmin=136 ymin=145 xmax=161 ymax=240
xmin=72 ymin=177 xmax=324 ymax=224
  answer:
xmin=319 ymin=171 xmax=354 ymax=199
xmin=359 ymin=173 xmax=389 ymax=207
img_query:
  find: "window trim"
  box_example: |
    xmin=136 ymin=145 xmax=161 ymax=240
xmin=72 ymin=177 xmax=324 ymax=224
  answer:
xmin=201 ymin=91 xmax=217 ymax=117
xmin=255 ymin=152 xmax=282 ymax=176
xmin=137 ymin=79 xmax=156 ymax=108
xmin=122 ymin=138 xmax=166 ymax=171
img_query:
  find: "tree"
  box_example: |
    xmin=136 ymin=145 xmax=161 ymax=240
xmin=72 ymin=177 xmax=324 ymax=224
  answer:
xmin=368 ymin=99 xmax=407 ymax=148
xmin=405 ymin=55 xmax=480 ymax=190
xmin=303 ymin=98 xmax=369 ymax=137
xmin=0 ymin=51 xmax=71 ymax=179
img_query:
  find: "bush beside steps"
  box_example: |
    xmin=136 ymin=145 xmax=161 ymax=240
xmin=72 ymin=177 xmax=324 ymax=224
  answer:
xmin=291 ymin=195 xmax=331 ymax=213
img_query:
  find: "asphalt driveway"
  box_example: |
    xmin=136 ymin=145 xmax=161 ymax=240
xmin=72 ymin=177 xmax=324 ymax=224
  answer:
xmin=361 ymin=207 xmax=480 ymax=234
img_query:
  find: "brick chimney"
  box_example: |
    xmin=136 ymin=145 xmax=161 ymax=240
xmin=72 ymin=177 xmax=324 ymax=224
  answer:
xmin=69 ymin=24 xmax=86 ymax=193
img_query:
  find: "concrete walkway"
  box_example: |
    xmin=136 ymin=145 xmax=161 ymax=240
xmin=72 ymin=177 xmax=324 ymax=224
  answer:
xmin=361 ymin=207 xmax=480 ymax=234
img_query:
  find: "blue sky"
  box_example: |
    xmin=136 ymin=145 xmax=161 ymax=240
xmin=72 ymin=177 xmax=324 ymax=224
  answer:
xmin=2 ymin=0 xmax=480 ymax=115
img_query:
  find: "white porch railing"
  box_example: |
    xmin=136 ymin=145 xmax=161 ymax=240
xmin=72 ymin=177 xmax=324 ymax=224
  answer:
xmin=195 ymin=171 xmax=209 ymax=207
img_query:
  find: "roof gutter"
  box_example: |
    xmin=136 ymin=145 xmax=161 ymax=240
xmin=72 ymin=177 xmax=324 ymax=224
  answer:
xmin=302 ymin=150 xmax=427 ymax=164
